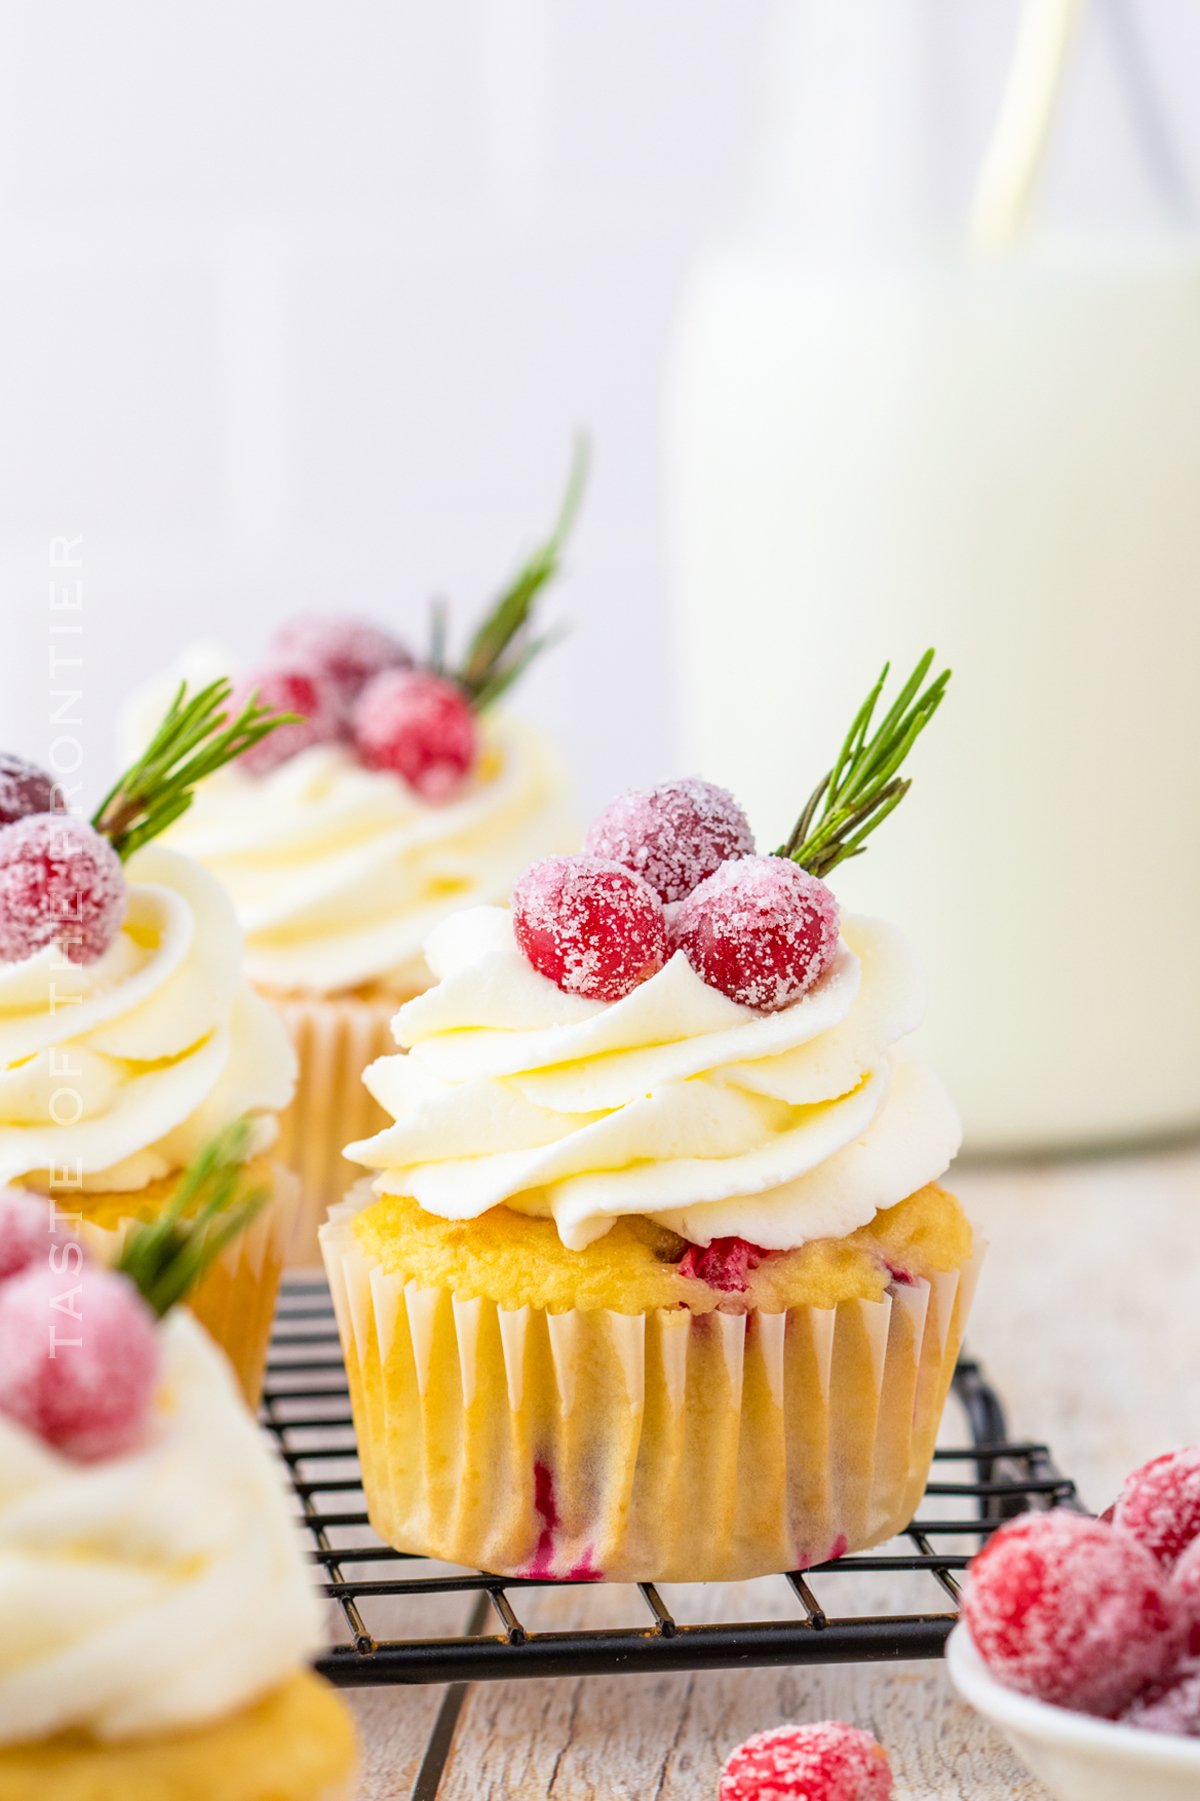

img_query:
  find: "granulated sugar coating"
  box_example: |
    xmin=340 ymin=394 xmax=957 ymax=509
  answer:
xmin=0 ymin=1263 xmax=160 ymax=1461
xmin=272 ymin=613 xmax=412 ymax=702
xmin=512 ymin=855 xmax=666 ymax=1002
xmin=0 ymin=814 xmax=126 ymax=966
xmin=962 ymin=1511 xmax=1187 ymax=1717
xmin=229 ymin=661 xmax=346 ymax=774
xmin=670 ymin=855 xmax=839 ymax=1012
xmin=0 ymin=753 xmax=63 ymax=827
xmin=0 ymin=1190 xmax=56 ymax=1283
xmin=1170 ymin=1536 xmax=1200 ymax=1654
xmin=1114 ymin=1447 xmax=1200 ymax=1569
xmin=1122 ymin=1663 xmax=1200 ymax=1736
xmin=719 ymin=1721 xmax=893 ymax=1801
xmin=353 ymin=668 xmax=478 ymax=802
xmin=583 ymin=777 xmax=754 ymax=904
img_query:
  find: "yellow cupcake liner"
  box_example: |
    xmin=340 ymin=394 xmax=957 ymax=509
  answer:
xmin=270 ymin=989 xmax=401 ymax=1266
xmin=0 ymin=1671 xmax=357 ymax=1801
xmin=71 ymin=1160 xmax=298 ymax=1409
xmin=322 ymin=1199 xmax=983 ymax=1584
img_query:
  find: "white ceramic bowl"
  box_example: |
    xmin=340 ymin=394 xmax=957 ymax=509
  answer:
xmin=946 ymin=1625 xmax=1200 ymax=1801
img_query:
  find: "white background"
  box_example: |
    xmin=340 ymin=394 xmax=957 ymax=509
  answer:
xmin=0 ymin=1 xmax=1196 ymax=814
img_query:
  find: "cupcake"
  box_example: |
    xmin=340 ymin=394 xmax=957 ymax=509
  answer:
xmin=0 ymin=689 xmax=300 ymax=1404
xmin=0 ymin=1169 xmax=357 ymax=1800
xmin=323 ymin=653 xmax=980 ymax=1583
xmin=128 ymin=452 xmax=584 ymax=1263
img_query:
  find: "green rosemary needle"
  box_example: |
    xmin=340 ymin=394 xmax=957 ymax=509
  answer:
xmin=457 ymin=435 xmax=589 ymax=708
xmin=115 ymin=1119 xmax=269 ymax=1318
xmin=92 ymin=678 xmax=296 ymax=860
xmin=778 ymin=650 xmax=951 ymax=880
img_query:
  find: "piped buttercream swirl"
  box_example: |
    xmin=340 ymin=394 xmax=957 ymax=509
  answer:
xmin=161 ymin=718 xmax=574 ymax=997
xmin=0 ymin=1311 xmax=322 ymax=1745
xmin=0 ymin=844 xmax=296 ymax=1192
xmin=347 ymin=905 xmax=961 ymax=1251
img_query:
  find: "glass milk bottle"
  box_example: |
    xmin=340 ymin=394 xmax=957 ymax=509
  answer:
xmin=669 ymin=0 xmax=1200 ymax=1152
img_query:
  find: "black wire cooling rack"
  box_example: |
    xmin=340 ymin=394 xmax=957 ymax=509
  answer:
xmin=263 ymin=1275 xmax=1081 ymax=1688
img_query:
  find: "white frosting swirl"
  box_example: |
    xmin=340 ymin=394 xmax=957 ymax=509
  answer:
xmin=160 ymin=719 xmax=575 ymax=997
xmin=0 ymin=1310 xmax=323 ymax=1745
xmin=347 ymin=906 xmax=962 ymax=1251
xmin=0 ymin=844 xmax=296 ymax=1192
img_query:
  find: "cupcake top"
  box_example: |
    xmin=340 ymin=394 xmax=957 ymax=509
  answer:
xmin=162 ymin=712 xmax=572 ymax=997
xmin=0 ymin=691 xmax=298 ymax=1194
xmin=348 ymin=654 xmax=961 ymax=1254
xmin=0 ymin=1155 xmax=324 ymax=1747
xmin=123 ymin=450 xmax=584 ymax=999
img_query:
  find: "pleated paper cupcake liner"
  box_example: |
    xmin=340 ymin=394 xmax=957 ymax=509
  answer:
xmin=72 ymin=1160 xmax=299 ymax=1408
xmin=268 ymin=990 xmax=402 ymax=1267
xmin=321 ymin=1196 xmax=983 ymax=1584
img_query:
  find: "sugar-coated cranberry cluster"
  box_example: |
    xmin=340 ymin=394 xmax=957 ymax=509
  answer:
xmin=719 ymin=1720 xmax=893 ymax=1800
xmin=963 ymin=1445 xmax=1200 ymax=1734
xmin=511 ymin=777 xmax=840 ymax=1012
xmin=0 ymin=759 xmax=127 ymax=967
xmin=232 ymin=614 xmax=479 ymax=802
xmin=0 ymin=1190 xmax=160 ymax=1462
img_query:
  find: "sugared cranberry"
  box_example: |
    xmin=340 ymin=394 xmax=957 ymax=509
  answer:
xmin=677 ymin=1236 xmax=769 ymax=1294
xmin=271 ymin=615 xmax=412 ymax=703
xmin=0 ymin=814 xmax=126 ymax=966
xmin=584 ymin=777 xmax=755 ymax=905
xmin=669 ymin=855 xmax=839 ymax=1012
xmin=512 ymin=855 xmax=666 ymax=1002
xmin=720 ymin=1722 xmax=893 ymax=1801
xmin=0 ymin=755 xmax=63 ymax=827
xmin=352 ymin=669 xmax=478 ymax=803
xmin=1122 ymin=1663 xmax=1200 ymax=1736
xmin=229 ymin=661 xmax=346 ymax=775
xmin=0 ymin=1190 xmax=60 ymax=1282
xmin=0 ymin=1262 xmax=160 ymax=1461
xmin=962 ymin=1511 xmax=1186 ymax=1716
xmin=1171 ymin=1537 xmax=1200 ymax=1655
xmin=1113 ymin=1447 xmax=1200 ymax=1571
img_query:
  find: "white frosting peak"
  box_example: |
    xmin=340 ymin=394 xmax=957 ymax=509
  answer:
xmin=157 ymin=717 xmax=575 ymax=997
xmin=0 ymin=844 xmax=296 ymax=1191
xmin=347 ymin=905 xmax=961 ymax=1251
xmin=0 ymin=1312 xmax=323 ymax=1745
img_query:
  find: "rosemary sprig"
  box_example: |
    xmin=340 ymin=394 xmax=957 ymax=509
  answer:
xmin=456 ymin=436 xmax=588 ymax=708
xmin=92 ymin=678 xmax=296 ymax=860
xmin=778 ymin=650 xmax=951 ymax=880
xmin=115 ymin=1119 xmax=269 ymax=1318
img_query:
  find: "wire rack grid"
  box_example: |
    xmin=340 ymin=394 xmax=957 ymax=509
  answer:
xmin=263 ymin=1276 xmax=1081 ymax=1688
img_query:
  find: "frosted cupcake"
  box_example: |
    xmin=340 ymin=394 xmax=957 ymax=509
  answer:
xmin=134 ymin=457 xmax=583 ymax=1262
xmin=0 ymin=1173 xmax=357 ymax=1801
xmin=0 ymin=690 xmax=299 ymax=1403
xmin=324 ymin=653 xmax=980 ymax=1582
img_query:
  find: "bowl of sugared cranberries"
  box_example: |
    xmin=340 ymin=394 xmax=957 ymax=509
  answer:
xmin=948 ymin=1467 xmax=1200 ymax=1801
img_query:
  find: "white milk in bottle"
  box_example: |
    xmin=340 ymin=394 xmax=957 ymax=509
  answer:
xmin=669 ymin=3 xmax=1200 ymax=1150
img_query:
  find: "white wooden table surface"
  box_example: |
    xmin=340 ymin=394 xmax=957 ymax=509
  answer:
xmin=338 ymin=1145 xmax=1200 ymax=1799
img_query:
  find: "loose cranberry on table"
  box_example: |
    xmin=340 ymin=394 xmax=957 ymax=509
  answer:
xmin=229 ymin=661 xmax=345 ymax=774
xmin=0 ymin=813 xmax=126 ymax=966
xmin=352 ymin=668 xmax=478 ymax=803
xmin=0 ymin=753 xmax=63 ymax=826
xmin=1113 ymin=1446 xmax=1200 ymax=1571
xmin=584 ymin=776 xmax=755 ymax=904
xmin=0 ymin=1261 xmax=160 ymax=1461
xmin=512 ymin=855 xmax=666 ymax=1002
xmin=670 ymin=854 xmax=840 ymax=1012
xmin=962 ymin=1510 xmax=1187 ymax=1717
xmin=720 ymin=1722 xmax=893 ymax=1801
xmin=272 ymin=615 xmax=412 ymax=703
